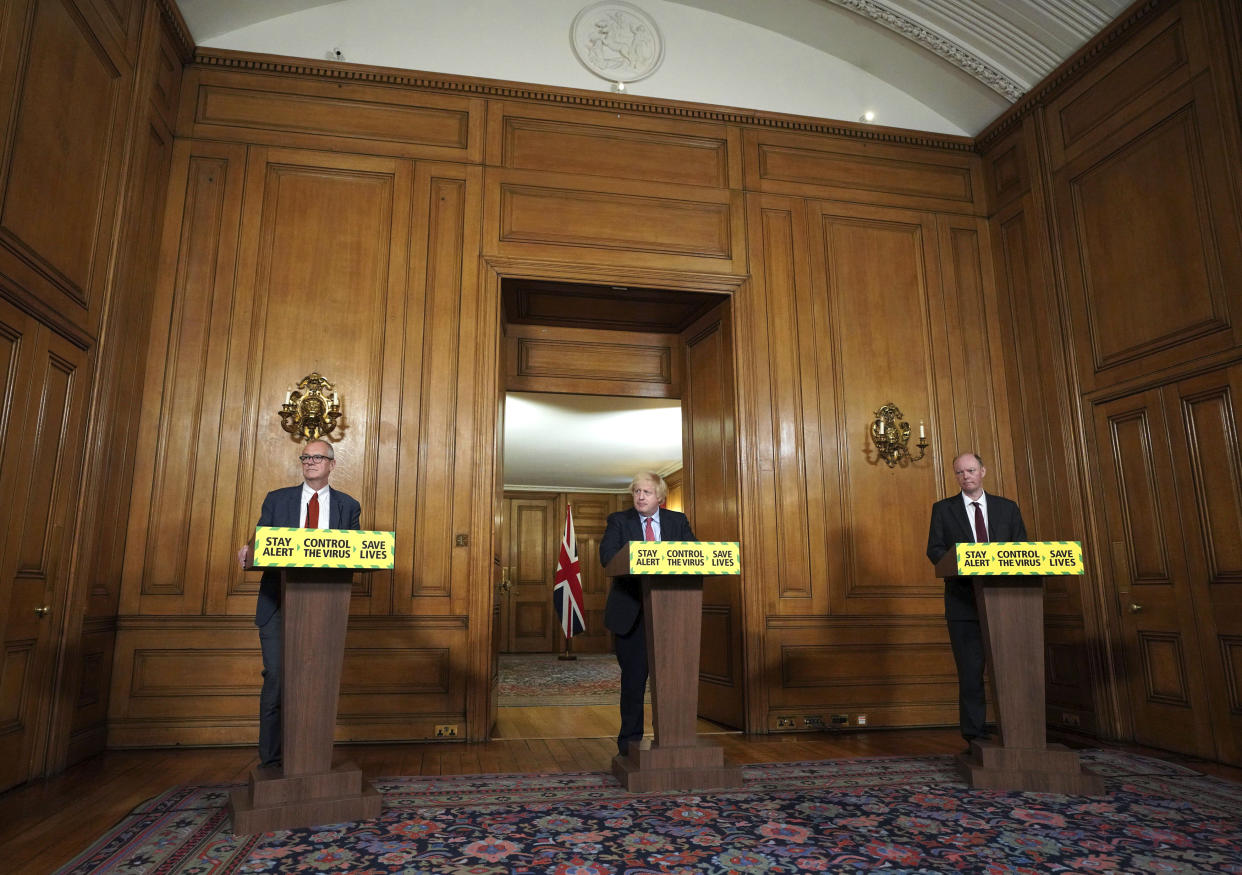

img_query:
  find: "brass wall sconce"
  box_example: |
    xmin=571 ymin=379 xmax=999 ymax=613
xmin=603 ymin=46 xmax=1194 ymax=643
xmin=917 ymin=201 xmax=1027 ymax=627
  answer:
xmin=279 ymin=372 xmax=342 ymax=440
xmin=870 ymin=402 xmax=928 ymax=467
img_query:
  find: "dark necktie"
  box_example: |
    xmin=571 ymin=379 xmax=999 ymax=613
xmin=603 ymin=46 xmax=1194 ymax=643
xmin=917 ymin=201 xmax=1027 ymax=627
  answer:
xmin=644 ymin=516 xmax=654 ymax=541
xmin=306 ymin=491 xmax=319 ymax=528
xmin=971 ymin=501 xmax=987 ymax=542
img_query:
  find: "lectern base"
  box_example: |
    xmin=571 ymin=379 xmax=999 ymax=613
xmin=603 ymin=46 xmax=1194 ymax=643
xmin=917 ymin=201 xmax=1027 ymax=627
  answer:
xmin=612 ymin=740 xmax=743 ymax=793
xmin=229 ymin=761 xmax=382 ymax=834
xmin=957 ymin=741 xmax=1105 ymax=795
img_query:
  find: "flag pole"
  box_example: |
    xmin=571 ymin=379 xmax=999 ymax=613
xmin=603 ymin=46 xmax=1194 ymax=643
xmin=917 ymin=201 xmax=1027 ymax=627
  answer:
xmin=558 ymin=629 xmax=576 ymax=661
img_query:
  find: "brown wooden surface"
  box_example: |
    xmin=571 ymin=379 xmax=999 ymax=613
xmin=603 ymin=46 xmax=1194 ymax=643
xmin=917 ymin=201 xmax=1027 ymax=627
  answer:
xmin=681 ymin=301 xmax=745 ymax=729
xmin=229 ymin=568 xmax=380 ymax=833
xmin=602 ymin=549 xmax=741 ymax=791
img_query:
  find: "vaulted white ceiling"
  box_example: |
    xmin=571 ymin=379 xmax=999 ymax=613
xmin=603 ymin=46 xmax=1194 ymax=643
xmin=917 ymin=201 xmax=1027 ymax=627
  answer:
xmin=179 ymin=0 xmax=1131 ymax=135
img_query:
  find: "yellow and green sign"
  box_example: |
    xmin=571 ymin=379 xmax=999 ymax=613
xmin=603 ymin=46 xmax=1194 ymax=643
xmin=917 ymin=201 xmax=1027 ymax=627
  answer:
xmin=253 ymin=527 xmax=395 ymax=569
xmin=628 ymin=541 xmax=741 ymax=575
xmin=954 ymin=541 xmax=1083 ymax=575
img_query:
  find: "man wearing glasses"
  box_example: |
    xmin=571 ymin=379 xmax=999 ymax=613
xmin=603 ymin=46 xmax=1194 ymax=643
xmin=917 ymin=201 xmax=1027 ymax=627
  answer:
xmin=237 ymin=439 xmax=362 ymax=767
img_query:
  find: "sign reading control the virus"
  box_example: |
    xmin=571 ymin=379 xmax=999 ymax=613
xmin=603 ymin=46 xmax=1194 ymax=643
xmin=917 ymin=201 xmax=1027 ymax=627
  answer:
xmin=253 ymin=527 xmax=395 ymax=569
xmin=954 ymin=541 xmax=1083 ymax=575
xmin=627 ymin=541 xmax=741 ymax=575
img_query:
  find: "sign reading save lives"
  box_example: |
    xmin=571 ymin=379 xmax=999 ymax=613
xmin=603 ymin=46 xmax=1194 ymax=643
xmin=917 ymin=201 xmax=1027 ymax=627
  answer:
xmin=954 ymin=541 xmax=1083 ymax=575
xmin=253 ymin=527 xmax=395 ymax=569
xmin=628 ymin=541 xmax=741 ymax=574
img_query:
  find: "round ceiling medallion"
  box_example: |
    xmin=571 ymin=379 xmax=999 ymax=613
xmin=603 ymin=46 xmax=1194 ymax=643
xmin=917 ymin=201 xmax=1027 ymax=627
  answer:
xmin=571 ymin=2 xmax=664 ymax=86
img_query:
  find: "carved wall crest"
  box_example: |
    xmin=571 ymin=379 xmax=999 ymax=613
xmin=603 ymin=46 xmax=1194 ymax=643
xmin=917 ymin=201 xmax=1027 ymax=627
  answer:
xmin=571 ymin=2 xmax=664 ymax=87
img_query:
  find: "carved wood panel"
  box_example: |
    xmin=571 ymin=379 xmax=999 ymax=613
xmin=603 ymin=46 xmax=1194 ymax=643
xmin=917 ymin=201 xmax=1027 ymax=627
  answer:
xmin=0 ymin=0 xmax=126 ymax=332
xmin=1055 ymin=78 xmax=1242 ymax=390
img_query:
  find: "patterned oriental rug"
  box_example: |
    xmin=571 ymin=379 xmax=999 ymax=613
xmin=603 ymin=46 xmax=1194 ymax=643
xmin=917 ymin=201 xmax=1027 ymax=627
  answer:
xmin=498 ymin=653 xmax=625 ymax=706
xmin=56 ymin=750 xmax=1242 ymax=874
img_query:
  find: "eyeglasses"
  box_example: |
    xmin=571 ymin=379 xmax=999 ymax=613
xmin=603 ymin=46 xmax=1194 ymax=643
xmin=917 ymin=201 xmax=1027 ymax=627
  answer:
xmin=299 ymin=454 xmax=332 ymax=464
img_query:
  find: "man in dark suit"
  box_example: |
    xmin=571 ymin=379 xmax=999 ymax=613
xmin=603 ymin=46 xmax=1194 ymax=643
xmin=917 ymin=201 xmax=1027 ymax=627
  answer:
xmin=599 ymin=472 xmax=696 ymax=757
xmin=926 ymin=451 xmax=1028 ymax=749
xmin=237 ymin=439 xmax=361 ymax=767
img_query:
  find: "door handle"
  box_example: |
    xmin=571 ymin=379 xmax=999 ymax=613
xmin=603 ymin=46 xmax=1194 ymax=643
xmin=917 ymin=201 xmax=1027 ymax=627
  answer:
xmin=34 ymin=606 xmax=51 ymax=617
xmin=1129 ymin=603 xmax=1144 ymax=613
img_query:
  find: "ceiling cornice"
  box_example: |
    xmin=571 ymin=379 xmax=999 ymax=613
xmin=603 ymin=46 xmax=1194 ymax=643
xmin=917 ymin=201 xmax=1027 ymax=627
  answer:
xmin=975 ymin=0 xmax=1164 ymax=152
xmin=825 ymin=0 xmax=1025 ymax=100
xmin=156 ymin=0 xmax=196 ymax=62
xmin=191 ymin=48 xmax=976 ymax=153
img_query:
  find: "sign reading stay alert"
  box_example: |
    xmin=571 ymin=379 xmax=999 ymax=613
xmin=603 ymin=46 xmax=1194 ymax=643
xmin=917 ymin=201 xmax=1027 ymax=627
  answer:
xmin=628 ymin=541 xmax=741 ymax=575
xmin=954 ymin=541 xmax=1083 ymax=575
xmin=254 ymin=526 xmax=395 ymax=569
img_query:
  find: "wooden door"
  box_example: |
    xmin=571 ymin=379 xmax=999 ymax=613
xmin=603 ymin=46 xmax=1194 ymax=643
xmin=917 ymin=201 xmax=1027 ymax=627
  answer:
xmin=681 ymin=300 xmax=745 ymax=728
xmin=501 ymin=494 xmax=557 ymax=652
xmin=1164 ymin=367 xmax=1242 ymax=765
xmin=0 ymin=300 xmax=88 ymax=791
xmin=563 ymin=493 xmax=620 ymax=654
xmin=1092 ymin=390 xmax=1215 ymax=756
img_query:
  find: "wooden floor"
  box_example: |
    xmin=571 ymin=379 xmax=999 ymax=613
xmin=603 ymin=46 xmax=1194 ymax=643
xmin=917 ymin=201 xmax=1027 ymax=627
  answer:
xmin=2 ymin=707 xmax=1239 ymax=874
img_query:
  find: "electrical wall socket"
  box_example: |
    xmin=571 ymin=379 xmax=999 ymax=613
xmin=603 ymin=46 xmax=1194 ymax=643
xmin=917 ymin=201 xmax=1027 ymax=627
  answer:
xmin=803 ymin=715 xmax=825 ymax=728
xmin=856 ymin=714 xmax=868 ymax=726
xmin=434 ymin=724 xmax=459 ymax=737
xmin=776 ymin=716 xmax=795 ymax=729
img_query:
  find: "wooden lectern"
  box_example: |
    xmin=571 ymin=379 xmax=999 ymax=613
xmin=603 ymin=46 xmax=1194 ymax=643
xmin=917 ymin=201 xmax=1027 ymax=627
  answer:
xmin=935 ymin=550 xmax=1103 ymax=794
xmin=229 ymin=567 xmax=382 ymax=833
xmin=604 ymin=546 xmax=743 ymax=792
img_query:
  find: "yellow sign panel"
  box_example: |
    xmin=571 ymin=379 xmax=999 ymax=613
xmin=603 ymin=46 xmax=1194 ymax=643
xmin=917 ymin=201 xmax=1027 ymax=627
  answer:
xmin=954 ymin=541 xmax=1083 ymax=575
xmin=254 ymin=527 xmax=395 ymax=569
xmin=628 ymin=541 xmax=741 ymax=575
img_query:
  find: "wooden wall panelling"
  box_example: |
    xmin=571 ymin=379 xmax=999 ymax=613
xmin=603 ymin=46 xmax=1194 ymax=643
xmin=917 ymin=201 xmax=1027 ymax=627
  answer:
xmin=1166 ymin=365 xmax=1242 ymax=764
xmin=742 ymin=128 xmax=983 ymax=215
xmin=0 ymin=0 xmax=132 ymax=337
xmin=484 ymin=99 xmax=741 ymax=190
xmin=765 ymin=622 xmax=960 ymax=730
xmin=483 ymin=167 xmax=747 ymax=276
xmin=987 ymin=173 xmax=1103 ymax=733
xmin=808 ymin=200 xmax=944 ymax=618
xmin=1089 ymin=389 xmax=1216 ymax=757
xmin=740 ymin=194 xmax=822 ymax=621
xmin=1053 ymin=74 xmax=1242 ymax=392
xmin=121 ymin=139 xmax=247 ymax=616
xmin=225 ymin=147 xmax=413 ymax=620
xmin=681 ymin=301 xmax=745 ymax=728
xmin=1042 ymin=4 xmax=1198 ymax=171
xmin=58 ymin=6 xmax=178 ymax=767
xmin=176 ymin=65 xmax=485 ymax=163
xmin=505 ymin=322 xmax=682 ymax=398
xmin=77 ymin=0 xmax=144 ymax=62
xmin=398 ymin=160 xmax=484 ymax=625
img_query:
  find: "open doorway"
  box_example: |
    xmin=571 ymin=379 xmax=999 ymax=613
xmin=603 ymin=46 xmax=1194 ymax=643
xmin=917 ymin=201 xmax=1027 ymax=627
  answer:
xmin=490 ymin=277 xmax=745 ymax=741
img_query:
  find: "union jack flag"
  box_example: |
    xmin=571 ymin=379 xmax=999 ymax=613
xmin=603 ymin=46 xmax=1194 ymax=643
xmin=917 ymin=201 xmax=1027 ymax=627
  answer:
xmin=552 ymin=505 xmax=585 ymax=638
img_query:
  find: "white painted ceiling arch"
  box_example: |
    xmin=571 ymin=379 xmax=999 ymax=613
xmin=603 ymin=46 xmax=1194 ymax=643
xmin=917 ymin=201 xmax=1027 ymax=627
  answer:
xmin=181 ymin=0 xmax=1131 ymax=137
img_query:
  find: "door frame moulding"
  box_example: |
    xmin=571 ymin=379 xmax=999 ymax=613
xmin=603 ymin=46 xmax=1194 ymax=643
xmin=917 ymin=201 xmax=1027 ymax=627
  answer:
xmin=477 ymin=255 xmax=757 ymax=733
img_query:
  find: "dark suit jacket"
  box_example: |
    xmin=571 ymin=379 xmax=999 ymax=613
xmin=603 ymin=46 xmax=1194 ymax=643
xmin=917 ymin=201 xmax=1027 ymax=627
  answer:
xmin=926 ymin=491 xmax=1027 ymax=620
xmin=253 ymin=484 xmax=362 ymax=626
xmin=599 ymin=506 xmax=696 ymax=635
